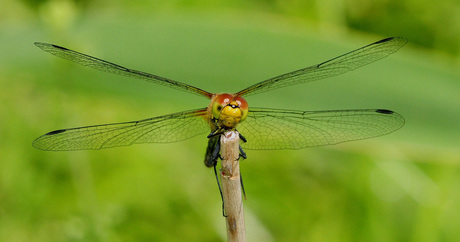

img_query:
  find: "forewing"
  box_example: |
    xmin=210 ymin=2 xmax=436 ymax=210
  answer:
xmin=236 ymin=37 xmax=407 ymax=97
xmin=33 ymin=108 xmax=210 ymax=151
xmin=34 ymin=42 xmax=213 ymax=98
xmin=238 ymin=108 xmax=404 ymax=150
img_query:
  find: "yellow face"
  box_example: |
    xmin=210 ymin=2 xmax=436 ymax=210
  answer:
xmin=211 ymin=94 xmax=248 ymax=129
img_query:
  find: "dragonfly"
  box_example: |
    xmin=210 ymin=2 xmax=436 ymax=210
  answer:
xmin=33 ymin=37 xmax=407 ymax=168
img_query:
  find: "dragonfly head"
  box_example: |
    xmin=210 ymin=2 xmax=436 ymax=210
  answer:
xmin=211 ymin=94 xmax=248 ymax=129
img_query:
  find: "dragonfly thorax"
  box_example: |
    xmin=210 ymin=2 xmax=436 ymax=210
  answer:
xmin=210 ymin=93 xmax=248 ymax=129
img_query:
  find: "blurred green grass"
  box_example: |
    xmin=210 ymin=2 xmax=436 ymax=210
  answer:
xmin=1 ymin=4 xmax=460 ymax=242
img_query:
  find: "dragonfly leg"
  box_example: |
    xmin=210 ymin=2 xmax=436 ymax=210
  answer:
xmin=214 ymin=163 xmax=227 ymax=217
xmin=238 ymin=132 xmax=247 ymax=143
xmin=239 ymin=145 xmax=247 ymax=160
xmin=240 ymin=172 xmax=247 ymax=200
xmin=236 ymin=131 xmax=247 ymax=160
xmin=237 ymin=134 xmax=247 ymax=200
xmin=207 ymin=129 xmax=224 ymax=139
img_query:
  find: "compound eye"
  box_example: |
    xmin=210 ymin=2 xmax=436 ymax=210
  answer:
xmin=234 ymin=96 xmax=249 ymax=122
xmin=212 ymin=94 xmax=233 ymax=118
xmin=212 ymin=102 xmax=223 ymax=119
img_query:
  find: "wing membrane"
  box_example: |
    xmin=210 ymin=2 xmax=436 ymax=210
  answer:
xmin=236 ymin=37 xmax=407 ymax=97
xmin=238 ymin=108 xmax=404 ymax=150
xmin=33 ymin=108 xmax=210 ymax=151
xmin=35 ymin=42 xmax=213 ymax=98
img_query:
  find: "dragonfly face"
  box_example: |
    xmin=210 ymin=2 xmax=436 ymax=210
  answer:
xmin=209 ymin=94 xmax=248 ymax=130
xmin=32 ymin=37 xmax=407 ymax=162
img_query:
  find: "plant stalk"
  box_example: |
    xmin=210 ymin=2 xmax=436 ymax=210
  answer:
xmin=220 ymin=131 xmax=246 ymax=242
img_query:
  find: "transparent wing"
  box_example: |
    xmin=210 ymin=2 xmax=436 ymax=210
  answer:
xmin=236 ymin=37 xmax=407 ymax=97
xmin=34 ymin=42 xmax=213 ymax=98
xmin=238 ymin=108 xmax=404 ymax=150
xmin=33 ymin=108 xmax=210 ymax=151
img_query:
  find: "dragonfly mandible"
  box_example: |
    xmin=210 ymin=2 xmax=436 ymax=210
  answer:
xmin=33 ymin=37 xmax=407 ymax=168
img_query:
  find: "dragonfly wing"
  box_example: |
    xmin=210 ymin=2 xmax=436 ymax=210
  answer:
xmin=236 ymin=37 xmax=407 ymax=97
xmin=33 ymin=108 xmax=210 ymax=151
xmin=238 ymin=108 xmax=404 ymax=150
xmin=34 ymin=42 xmax=213 ymax=98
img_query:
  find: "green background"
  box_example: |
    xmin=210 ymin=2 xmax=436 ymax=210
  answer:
xmin=1 ymin=0 xmax=459 ymax=241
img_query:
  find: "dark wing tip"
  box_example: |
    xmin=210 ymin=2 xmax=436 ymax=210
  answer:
xmin=50 ymin=44 xmax=69 ymax=50
xmin=375 ymin=36 xmax=408 ymax=45
xmin=46 ymin=129 xmax=67 ymax=135
xmin=34 ymin=42 xmax=69 ymax=51
xmin=375 ymin=37 xmax=394 ymax=44
xmin=32 ymin=129 xmax=67 ymax=151
xmin=375 ymin=109 xmax=394 ymax=114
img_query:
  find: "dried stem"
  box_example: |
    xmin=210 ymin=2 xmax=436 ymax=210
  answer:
xmin=220 ymin=131 xmax=246 ymax=242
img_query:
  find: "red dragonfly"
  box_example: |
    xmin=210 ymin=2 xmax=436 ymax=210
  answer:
xmin=33 ymin=37 xmax=407 ymax=168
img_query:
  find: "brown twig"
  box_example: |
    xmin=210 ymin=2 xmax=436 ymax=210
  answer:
xmin=220 ymin=131 xmax=246 ymax=242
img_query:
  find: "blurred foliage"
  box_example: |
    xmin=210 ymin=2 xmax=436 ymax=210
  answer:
xmin=14 ymin=0 xmax=460 ymax=57
xmin=1 ymin=0 xmax=460 ymax=241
